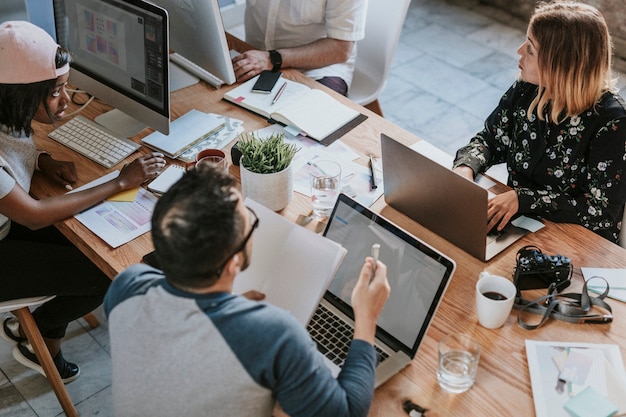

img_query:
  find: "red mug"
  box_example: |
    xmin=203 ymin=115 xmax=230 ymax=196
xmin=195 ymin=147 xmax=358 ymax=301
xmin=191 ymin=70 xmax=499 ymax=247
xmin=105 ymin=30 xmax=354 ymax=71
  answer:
xmin=185 ymin=149 xmax=228 ymax=171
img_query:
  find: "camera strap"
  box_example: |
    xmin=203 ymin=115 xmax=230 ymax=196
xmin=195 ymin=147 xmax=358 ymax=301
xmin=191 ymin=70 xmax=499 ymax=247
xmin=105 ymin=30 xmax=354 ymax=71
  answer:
xmin=515 ymin=276 xmax=613 ymax=330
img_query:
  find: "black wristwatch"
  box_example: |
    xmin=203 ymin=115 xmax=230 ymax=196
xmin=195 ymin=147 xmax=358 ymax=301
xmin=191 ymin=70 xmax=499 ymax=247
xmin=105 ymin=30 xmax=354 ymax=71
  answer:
xmin=269 ymin=49 xmax=282 ymax=72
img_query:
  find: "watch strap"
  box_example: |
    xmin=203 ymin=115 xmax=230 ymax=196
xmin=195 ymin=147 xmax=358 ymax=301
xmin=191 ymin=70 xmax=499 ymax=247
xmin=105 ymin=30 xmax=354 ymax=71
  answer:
xmin=269 ymin=49 xmax=282 ymax=72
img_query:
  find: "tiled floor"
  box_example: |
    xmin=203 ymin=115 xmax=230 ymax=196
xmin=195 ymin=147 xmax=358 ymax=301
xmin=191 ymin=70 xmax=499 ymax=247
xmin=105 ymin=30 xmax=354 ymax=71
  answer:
xmin=1 ymin=0 xmax=625 ymax=415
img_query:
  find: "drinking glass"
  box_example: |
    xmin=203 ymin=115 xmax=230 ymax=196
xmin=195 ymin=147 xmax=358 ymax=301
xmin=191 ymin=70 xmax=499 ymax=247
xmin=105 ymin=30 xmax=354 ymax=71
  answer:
xmin=437 ymin=333 xmax=481 ymax=393
xmin=308 ymin=160 xmax=341 ymax=218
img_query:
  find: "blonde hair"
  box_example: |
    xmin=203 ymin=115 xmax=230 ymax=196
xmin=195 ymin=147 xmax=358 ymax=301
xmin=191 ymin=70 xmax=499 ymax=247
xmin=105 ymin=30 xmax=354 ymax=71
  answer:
xmin=527 ymin=1 xmax=615 ymax=123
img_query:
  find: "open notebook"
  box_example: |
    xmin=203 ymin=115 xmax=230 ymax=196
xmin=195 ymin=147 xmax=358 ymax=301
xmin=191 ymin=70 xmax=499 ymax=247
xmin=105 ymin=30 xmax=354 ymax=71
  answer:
xmin=224 ymin=74 xmax=367 ymax=145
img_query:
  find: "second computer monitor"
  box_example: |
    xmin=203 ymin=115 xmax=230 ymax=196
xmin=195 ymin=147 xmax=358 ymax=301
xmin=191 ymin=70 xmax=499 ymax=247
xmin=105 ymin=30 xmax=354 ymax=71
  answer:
xmin=152 ymin=0 xmax=236 ymax=88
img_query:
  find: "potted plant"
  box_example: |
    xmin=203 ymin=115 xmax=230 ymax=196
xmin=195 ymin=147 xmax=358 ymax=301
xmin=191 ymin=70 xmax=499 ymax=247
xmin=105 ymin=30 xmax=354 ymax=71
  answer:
xmin=237 ymin=131 xmax=298 ymax=211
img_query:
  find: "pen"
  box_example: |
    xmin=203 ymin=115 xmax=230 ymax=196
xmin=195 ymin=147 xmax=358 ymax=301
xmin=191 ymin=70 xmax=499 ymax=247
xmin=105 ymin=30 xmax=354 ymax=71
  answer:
xmin=371 ymin=243 xmax=380 ymax=277
xmin=369 ymin=156 xmax=378 ymax=190
xmin=272 ymin=82 xmax=287 ymax=105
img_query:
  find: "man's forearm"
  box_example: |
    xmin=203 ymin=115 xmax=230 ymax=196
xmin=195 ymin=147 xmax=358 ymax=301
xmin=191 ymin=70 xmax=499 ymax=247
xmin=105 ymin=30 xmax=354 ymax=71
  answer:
xmin=278 ymin=38 xmax=353 ymax=70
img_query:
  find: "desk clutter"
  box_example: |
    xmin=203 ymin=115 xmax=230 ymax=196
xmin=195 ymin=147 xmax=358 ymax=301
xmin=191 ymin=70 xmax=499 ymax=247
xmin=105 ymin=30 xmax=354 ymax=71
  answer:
xmin=526 ymin=341 xmax=626 ymax=417
xmin=77 ymin=83 xmax=380 ymax=248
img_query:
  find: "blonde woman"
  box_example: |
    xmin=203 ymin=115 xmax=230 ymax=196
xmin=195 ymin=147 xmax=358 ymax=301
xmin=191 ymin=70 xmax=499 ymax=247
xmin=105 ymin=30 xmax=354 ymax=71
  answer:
xmin=453 ymin=1 xmax=626 ymax=244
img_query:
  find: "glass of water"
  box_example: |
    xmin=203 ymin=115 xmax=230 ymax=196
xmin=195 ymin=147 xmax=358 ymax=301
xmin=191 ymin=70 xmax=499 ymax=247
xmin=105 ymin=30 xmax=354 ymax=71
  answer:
xmin=437 ymin=333 xmax=481 ymax=393
xmin=309 ymin=160 xmax=341 ymax=219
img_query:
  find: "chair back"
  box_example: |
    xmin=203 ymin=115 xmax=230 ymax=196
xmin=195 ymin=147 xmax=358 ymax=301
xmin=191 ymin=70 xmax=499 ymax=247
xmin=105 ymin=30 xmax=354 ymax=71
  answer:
xmin=348 ymin=0 xmax=411 ymax=106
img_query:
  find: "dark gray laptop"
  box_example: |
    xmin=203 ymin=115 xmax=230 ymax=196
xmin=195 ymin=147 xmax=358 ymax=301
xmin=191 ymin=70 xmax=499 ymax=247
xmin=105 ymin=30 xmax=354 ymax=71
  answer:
xmin=309 ymin=193 xmax=456 ymax=387
xmin=381 ymin=133 xmax=528 ymax=261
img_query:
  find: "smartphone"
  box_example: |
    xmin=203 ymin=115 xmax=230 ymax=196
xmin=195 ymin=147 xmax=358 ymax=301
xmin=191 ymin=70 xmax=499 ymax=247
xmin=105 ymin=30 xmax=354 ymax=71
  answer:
xmin=251 ymin=70 xmax=281 ymax=93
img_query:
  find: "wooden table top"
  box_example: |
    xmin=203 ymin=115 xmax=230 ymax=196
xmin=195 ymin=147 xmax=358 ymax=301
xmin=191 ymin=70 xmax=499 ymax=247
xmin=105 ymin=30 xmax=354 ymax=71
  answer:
xmin=29 ymin=48 xmax=626 ymax=417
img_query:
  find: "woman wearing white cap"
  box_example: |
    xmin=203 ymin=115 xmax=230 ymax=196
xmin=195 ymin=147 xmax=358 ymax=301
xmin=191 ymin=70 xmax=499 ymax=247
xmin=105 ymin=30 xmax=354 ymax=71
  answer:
xmin=0 ymin=21 xmax=166 ymax=383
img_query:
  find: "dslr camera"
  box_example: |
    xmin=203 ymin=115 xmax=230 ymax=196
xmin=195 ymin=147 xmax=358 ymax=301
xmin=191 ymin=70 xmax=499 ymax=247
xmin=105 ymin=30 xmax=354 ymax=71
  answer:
xmin=513 ymin=245 xmax=572 ymax=292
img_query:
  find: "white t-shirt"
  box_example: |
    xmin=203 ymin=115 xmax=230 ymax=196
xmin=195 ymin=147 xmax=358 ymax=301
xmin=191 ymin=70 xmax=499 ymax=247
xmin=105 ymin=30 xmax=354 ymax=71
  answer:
xmin=244 ymin=0 xmax=368 ymax=86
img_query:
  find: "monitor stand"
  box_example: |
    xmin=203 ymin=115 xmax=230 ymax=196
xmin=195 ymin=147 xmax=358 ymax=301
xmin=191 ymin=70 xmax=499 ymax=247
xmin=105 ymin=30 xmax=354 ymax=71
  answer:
xmin=95 ymin=109 xmax=147 ymax=139
xmin=170 ymin=61 xmax=200 ymax=92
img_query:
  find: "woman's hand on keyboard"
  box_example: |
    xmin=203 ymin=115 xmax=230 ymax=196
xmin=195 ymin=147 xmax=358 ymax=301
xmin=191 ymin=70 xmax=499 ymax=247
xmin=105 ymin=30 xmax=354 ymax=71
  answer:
xmin=117 ymin=152 xmax=166 ymax=189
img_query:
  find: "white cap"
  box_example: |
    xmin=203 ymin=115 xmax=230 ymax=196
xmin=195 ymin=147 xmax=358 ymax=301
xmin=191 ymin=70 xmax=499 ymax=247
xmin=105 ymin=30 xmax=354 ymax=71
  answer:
xmin=0 ymin=21 xmax=69 ymax=84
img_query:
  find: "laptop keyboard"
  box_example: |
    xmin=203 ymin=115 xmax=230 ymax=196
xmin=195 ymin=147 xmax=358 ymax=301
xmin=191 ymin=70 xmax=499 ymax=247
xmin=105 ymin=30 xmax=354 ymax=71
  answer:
xmin=486 ymin=229 xmax=504 ymax=244
xmin=307 ymin=303 xmax=389 ymax=367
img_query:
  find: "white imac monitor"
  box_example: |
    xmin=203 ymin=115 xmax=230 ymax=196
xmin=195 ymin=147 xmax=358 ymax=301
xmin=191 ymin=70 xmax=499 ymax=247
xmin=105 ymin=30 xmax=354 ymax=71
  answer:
xmin=53 ymin=0 xmax=170 ymax=136
xmin=150 ymin=0 xmax=236 ymax=88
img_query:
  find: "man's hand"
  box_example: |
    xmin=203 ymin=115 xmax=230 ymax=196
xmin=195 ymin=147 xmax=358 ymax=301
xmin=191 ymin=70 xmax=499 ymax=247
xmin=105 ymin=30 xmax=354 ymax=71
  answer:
xmin=232 ymin=50 xmax=272 ymax=83
xmin=351 ymin=258 xmax=390 ymax=344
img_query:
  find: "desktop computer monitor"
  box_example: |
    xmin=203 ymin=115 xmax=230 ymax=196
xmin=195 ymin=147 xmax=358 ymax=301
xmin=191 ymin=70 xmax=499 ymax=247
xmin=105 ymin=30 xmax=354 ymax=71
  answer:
xmin=149 ymin=0 xmax=236 ymax=89
xmin=53 ymin=0 xmax=170 ymax=136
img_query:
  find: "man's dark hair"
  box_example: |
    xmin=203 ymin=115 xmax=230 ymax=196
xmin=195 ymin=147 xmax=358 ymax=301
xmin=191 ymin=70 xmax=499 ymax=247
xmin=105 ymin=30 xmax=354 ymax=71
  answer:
xmin=151 ymin=163 xmax=245 ymax=289
xmin=0 ymin=46 xmax=72 ymax=136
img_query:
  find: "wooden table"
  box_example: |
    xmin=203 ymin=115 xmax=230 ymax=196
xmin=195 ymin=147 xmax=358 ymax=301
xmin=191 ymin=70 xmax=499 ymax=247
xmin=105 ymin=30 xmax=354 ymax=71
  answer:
xmin=30 ymin=48 xmax=626 ymax=417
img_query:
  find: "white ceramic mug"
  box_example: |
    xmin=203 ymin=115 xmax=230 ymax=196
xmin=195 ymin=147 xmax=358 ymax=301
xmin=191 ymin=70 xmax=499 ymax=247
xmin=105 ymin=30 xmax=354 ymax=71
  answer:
xmin=475 ymin=272 xmax=516 ymax=329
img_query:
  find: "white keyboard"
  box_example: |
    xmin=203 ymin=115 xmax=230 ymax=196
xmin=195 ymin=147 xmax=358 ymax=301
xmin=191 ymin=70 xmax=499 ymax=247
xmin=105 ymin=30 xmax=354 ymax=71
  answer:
xmin=48 ymin=116 xmax=141 ymax=169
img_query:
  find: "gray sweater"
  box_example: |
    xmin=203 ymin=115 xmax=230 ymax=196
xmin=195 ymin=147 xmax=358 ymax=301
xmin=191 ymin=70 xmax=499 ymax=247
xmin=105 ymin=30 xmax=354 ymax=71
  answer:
xmin=0 ymin=125 xmax=38 ymax=239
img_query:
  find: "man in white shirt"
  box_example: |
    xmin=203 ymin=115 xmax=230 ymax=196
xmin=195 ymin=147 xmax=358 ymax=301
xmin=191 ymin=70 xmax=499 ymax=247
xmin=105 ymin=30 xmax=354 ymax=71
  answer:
xmin=231 ymin=0 xmax=367 ymax=96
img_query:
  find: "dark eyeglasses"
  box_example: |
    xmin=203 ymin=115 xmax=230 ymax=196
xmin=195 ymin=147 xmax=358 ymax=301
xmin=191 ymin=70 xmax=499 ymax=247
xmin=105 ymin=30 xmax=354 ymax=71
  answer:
xmin=214 ymin=206 xmax=259 ymax=277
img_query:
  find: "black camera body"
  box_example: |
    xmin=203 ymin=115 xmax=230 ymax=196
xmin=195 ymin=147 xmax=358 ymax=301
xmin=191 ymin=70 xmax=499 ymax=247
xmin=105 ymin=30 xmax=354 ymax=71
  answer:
xmin=513 ymin=246 xmax=572 ymax=292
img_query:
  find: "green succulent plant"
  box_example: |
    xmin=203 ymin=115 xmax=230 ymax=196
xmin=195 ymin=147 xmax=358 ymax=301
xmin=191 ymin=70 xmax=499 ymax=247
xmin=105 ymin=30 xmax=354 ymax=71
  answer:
xmin=238 ymin=132 xmax=299 ymax=174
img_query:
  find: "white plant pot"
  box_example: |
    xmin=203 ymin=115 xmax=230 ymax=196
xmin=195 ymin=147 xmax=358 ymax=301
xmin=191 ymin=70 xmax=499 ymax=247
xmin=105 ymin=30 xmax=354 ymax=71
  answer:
xmin=240 ymin=164 xmax=293 ymax=211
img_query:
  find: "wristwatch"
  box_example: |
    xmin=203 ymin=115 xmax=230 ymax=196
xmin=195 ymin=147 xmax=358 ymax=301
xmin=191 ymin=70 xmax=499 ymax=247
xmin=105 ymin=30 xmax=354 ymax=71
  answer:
xmin=269 ymin=49 xmax=282 ymax=72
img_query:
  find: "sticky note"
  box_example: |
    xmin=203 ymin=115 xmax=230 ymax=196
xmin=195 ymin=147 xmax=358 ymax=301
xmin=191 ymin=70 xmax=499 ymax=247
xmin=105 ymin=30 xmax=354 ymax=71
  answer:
xmin=564 ymin=386 xmax=618 ymax=417
xmin=106 ymin=187 xmax=139 ymax=202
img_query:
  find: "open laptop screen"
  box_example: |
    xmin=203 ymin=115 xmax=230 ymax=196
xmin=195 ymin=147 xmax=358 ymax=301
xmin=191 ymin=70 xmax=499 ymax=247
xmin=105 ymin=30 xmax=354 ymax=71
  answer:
xmin=323 ymin=194 xmax=456 ymax=353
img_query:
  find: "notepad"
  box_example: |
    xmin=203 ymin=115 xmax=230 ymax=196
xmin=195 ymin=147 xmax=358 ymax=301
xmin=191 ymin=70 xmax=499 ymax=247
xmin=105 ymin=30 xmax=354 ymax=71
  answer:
xmin=147 ymin=165 xmax=185 ymax=194
xmin=224 ymin=75 xmax=366 ymax=145
xmin=141 ymin=110 xmax=225 ymax=158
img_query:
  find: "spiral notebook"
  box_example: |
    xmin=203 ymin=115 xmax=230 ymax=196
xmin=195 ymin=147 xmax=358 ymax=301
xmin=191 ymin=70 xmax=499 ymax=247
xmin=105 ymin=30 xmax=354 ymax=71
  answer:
xmin=147 ymin=165 xmax=185 ymax=194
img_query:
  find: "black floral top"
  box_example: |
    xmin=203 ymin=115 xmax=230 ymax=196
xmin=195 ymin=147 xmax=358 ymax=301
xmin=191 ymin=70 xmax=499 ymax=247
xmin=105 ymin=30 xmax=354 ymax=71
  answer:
xmin=453 ymin=80 xmax=626 ymax=244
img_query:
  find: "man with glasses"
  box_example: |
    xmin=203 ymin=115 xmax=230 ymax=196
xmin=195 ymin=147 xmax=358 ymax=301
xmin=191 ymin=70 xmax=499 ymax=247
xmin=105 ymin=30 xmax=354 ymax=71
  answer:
xmin=104 ymin=164 xmax=390 ymax=417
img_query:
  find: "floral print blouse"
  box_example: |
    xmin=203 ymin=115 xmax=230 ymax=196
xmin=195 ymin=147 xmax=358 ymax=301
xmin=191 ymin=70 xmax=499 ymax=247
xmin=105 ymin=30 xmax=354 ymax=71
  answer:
xmin=453 ymin=80 xmax=626 ymax=244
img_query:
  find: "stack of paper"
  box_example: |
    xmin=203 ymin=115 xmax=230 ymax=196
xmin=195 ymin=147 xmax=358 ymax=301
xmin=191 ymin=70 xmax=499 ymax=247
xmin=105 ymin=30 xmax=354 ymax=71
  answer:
xmin=525 ymin=340 xmax=626 ymax=417
xmin=70 ymin=171 xmax=158 ymax=248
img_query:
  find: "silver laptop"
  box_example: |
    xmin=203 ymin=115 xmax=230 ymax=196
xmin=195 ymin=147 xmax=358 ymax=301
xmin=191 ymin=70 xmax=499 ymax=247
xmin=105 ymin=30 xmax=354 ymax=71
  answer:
xmin=309 ymin=193 xmax=456 ymax=387
xmin=381 ymin=133 xmax=528 ymax=261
